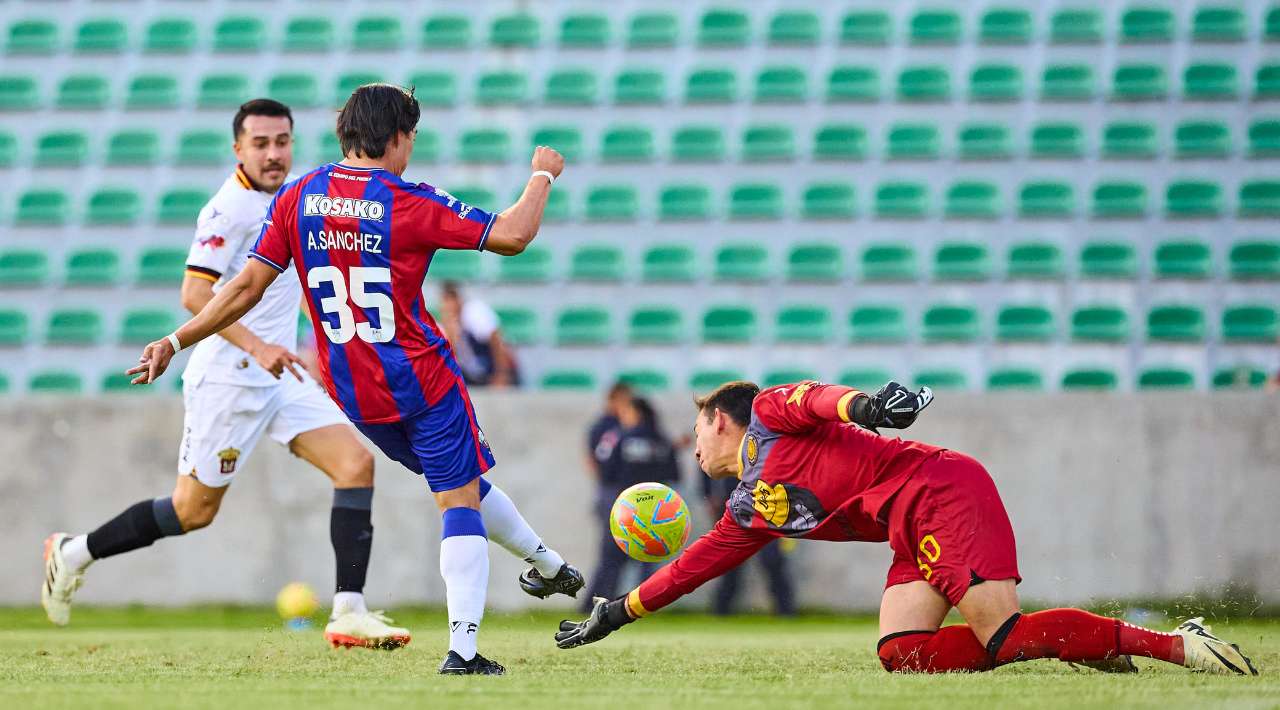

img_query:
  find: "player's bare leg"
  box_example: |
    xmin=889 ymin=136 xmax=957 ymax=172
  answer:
xmin=475 ymin=479 xmax=583 ymax=600
xmin=434 ymin=479 xmax=503 ymax=675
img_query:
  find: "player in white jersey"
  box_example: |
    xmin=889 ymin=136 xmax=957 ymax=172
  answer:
xmin=41 ymin=100 xmax=409 ymax=649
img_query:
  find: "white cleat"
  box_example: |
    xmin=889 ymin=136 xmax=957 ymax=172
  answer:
xmin=324 ymin=610 xmax=412 ymax=650
xmin=41 ymin=533 xmax=84 ymax=627
xmin=1174 ymin=617 xmax=1259 ymax=676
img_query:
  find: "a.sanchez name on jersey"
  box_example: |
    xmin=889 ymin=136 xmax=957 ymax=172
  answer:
xmin=183 ymin=165 xmax=302 ymax=387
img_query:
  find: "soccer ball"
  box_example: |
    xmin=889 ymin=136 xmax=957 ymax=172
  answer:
xmin=275 ymin=582 xmax=319 ymax=620
xmin=609 ymin=482 xmax=692 ymax=563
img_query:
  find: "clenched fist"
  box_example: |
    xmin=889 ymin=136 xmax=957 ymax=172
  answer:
xmin=531 ymin=145 xmax=564 ymax=179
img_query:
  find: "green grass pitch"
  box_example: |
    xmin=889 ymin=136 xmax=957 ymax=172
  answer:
xmin=0 ymin=607 xmax=1275 ymax=709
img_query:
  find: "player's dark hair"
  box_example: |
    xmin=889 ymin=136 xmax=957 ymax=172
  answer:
xmin=335 ymin=83 xmax=420 ymax=159
xmin=607 ymin=381 xmax=633 ymax=399
xmin=693 ymin=381 xmax=760 ymax=427
xmin=232 ymin=98 xmax=293 ymax=139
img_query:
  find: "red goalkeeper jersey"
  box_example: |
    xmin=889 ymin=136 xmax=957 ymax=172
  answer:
xmin=627 ymin=382 xmax=945 ymax=617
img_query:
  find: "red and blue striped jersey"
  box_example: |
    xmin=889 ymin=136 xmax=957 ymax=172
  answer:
xmin=250 ymin=163 xmax=496 ymax=424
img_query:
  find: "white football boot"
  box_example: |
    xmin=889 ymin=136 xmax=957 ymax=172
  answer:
xmin=41 ymin=533 xmax=84 ymax=626
xmin=1174 ymin=617 xmax=1259 ymax=675
xmin=324 ymin=610 xmax=412 ymax=650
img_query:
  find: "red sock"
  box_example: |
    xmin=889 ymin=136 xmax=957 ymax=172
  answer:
xmin=878 ymin=626 xmax=992 ymax=672
xmin=991 ymin=609 xmax=1184 ymax=666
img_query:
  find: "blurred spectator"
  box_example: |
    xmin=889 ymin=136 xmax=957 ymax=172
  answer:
xmin=295 ymin=309 xmax=324 ymax=383
xmin=438 ymin=281 xmax=521 ymax=388
xmin=702 ymin=475 xmax=796 ymax=616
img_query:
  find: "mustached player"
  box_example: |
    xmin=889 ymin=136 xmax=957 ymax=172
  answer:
xmin=555 ymin=380 xmax=1257 ymax=677
xmin=125 ymin=84 xmax=583 ymax=675
xmin=41 ymin=99 xmax=410 ymax=649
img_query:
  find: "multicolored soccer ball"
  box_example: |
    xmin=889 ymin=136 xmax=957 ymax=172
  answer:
xmin=609 ymin=482 xmax=692 ymax=563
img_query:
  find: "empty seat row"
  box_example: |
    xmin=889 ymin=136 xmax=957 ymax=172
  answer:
xmin=11 ymin=189 xmax=208 ymax=226
xmin=2 ymin=368 xmax=186 ymax=394
xmin=0 ymin=308 xmax=181 ymax=346
xmin=0 ymin=248 xmax=187 ymax=286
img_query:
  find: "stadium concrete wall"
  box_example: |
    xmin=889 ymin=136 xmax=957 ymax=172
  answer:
xmin=2 ymin=392 xmax=1278 ymax=611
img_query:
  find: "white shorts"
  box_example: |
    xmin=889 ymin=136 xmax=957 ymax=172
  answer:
xmin=178 ymin=371 xmax=349 ymax=487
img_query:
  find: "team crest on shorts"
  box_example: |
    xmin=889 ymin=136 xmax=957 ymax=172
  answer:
xmin=217 ymin=448 xmax=240 ymax=474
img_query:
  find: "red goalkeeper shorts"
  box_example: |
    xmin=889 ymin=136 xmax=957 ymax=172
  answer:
xmin=884 ymin=450 xmax=1021 ymax=606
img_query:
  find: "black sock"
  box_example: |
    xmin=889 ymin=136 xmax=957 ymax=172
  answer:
xmin=85 ymin=498 xmax=184 ymax=560
xmin=331 ymin=487 xmax=374 ymax=593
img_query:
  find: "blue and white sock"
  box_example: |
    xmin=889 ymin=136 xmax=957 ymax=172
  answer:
xmin=479 ymin=479 xmax=565 ymax=578
xmin=440 ymin=507 xmax=488 ymax=661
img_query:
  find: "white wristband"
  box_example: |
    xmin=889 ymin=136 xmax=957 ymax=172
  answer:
xmin=532 ymin=170 xmax=555 ymax=185
xmin=166 ymin=332 xmax=182 ymax=352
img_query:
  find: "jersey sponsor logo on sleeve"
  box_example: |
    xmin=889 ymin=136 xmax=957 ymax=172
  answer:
xmin=785 ymin=381 xmax=815 ymax=405
xmin=302 ymin=194 xmax=385 ymax=221
xmin=196 ymin=235 xmax=226 ymax=249
xmin=432 ymin=186 xmax=475 ymax=219
xmin=217 ymin=447 xmax=240 ymax=474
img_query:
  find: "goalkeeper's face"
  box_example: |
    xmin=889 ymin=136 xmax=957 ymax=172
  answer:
xmin=693 ymin=407 xmax=745 ymax=479
xmin=234 ymin=115 xmax=293 ymax=193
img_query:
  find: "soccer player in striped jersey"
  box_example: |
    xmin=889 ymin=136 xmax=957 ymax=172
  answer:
xmin=126 ymin=84 xmax=581 ymax=675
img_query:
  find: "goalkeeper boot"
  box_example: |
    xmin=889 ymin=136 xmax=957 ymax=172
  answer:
xmin=438 ymin=651 xmax=505 ymax=675
xmin=324 ymin=610 xmax=412 ymax=650
xmin=1068 ymin=656 xmax=1139 ymax=673
xmin=1174 ymin=617 xmax=1258 ymax=675
xmin=518 ymin=563 xmax=585 ymax=599
xmin=41 ymin=533 xmax=84 ymax=627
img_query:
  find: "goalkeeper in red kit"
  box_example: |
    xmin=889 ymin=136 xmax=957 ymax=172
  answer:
xmin=555 ymin=380 xmax=1258 ymax=676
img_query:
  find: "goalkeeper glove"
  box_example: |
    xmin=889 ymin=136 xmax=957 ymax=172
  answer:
xmin=555 ymin=596 xmax=634 ymax=649
xmin=849 ymin=381 xmax=934 ymax=430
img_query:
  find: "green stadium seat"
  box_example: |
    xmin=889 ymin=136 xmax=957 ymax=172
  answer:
xmin=714 ymin=244 xmax=769 ymax=282
xmin=7 ymin=19 xmax=57 ymax=54
xmin=87 ymin=189 xmax=142 ymax=225
xmin=545 ymin=69 xmax=597 ymax=105
xmin=802 ymin=183 xmax=855 ymax=220
xmin=1154 ymin=240 xmax=1212 ymax=279
xmin=1248 ymin=120 xmax=1280 ymax=156
xmin=827 ymin=66 xmax=880 ymax=102
xmin=0 ymin=250 xmax=48 ymax=286
xmin=354 ymin=16 xmax=402 ymax=51
xmin=1041 ymin=64 xmax=1094 ymax=101
xmin=1193 ymin=6 xmax=1244 ymax=42
xmin=0 ymin=74 xmax=39 ymax=110
xmin=600 ymin=125 xmax=653 ymax=163
xmin=137 ymin=248 xmax=187 ymax=285
xmin=690 ymin=369 xmax=745 ymax=392
xmin=556 ymin=306 xmax=611 ymax=345
xmin=1268 ymin=7 xmax=1280 ymax=40
xmin=0 ymin=131 xmax=13 ymax=166
xmin=730 ymin=183 xmax=783 ymax=220
xmin=775 ymin=306 xmax=832 ymax=343
xmin=268 ymin=73 xmax=319 ymax=108
xmin=1072 ymin=305 xmax=1129 ymax=341
xmin=16 ymin=189 xmax=68 ymax=226
xmin=570 ymin=245 xmax=624 ymax=282
xmin=157 ymin=190 xmax=208 ymax=225
xmin=659 ymin=183 xmax=712 ymax=220
xmin=459 ymin=128 xmax=510 ymax=164
xmin=57 ymin=74 xmax=109 ymax=110
xmin=875 ymin=182 xmax=928 ymax=218
xmin=429 ymin=250 xmax=481 ymax=282
xmin=887 ymin=123 xmax=940 ymax=160
xmin=1213 ymin=366 xmax=1267 ymax=389
xmin=841 ymin=11 xmax=891 ymax=45
xmin=970 ymin=63 xmax=1022 ymax=101
xmin=849 ymin=305 xmax=907 ymax=343
xmin=699 ymin=9 xmax=749 ymax=47
xmin=1230 ymin=240 xmax=1280 ymax=279
xmin=1093 ymin=181 xmax=1147 ymax=218
xmin=762 ymin=368 xmax=821 ymax=388
xmin=560 ymin=14 xmax=609 ymax=48
xmin=1147 ymin=305 xmax=1206 ymax=341
xmin=945 ymin=181 xmax=1000 ymax=218
xmin=407 ymin=71 xmax=456 ymax=107
xmin=494 ymin=307 xmax=537 ymax=345
xmin=1051 ymin=9 xmax=1103 ymax=43
xmin=1240 ymin=180 xmax=1280 ymax=216
xmin=755 ymin=66 xmax=806 ymax=103
xmin=861 ymin=243 xmax=918 ymax=281
xmin=997 ymin=304 xmax=1055 ymax=341
xmin=530 ymin=126 xmax=583 ymax=163
xmin=29 ymin=371 xmax=82 ymax=394
xmin=987 ymin=368 xmax=1045 ymax=391
xmin=614 ymin=69 xmax=664 ymax=104
xmin=770 ymin=11 xmax=820 ymax=46
xmin=922 ymin=304 xmax=980 ymax=342
xmin=618 ymin=369 xmax=671 ymax=393
xmin=1113 ymin=64 xmax=1167 ymax=100
xmin=628 ymin=13 xmax=678 ymax=48
xmin=957 ymin=123 xmax=1013 ymax=160
xmin=787 ymin=243 xmax=843 ymax=282
xmin=75 ymin=19 xmax=126 ymax=53
xmin=686 ymin=68 xmax=736 ymax=103
xmin=422 ymin=15 xmax=470 ymax=49
xmin=541 ymin=370 xmax=596 ymax=390
xmin=1123 ymin=7 xmax=1175 ymax=42
xmin=702 ymin=306 xmax=756 ymax=343
xmin=145 ymin=18 xmax=196 ymax=53
xmin=933 ymin=242 xmax=990 ymax=281
xmin=121 ymin=309 xmax=177 ymax=344
xmin=47 ymin=309 xmax=102 ymax=345
xmin=910 ymin=9 xmax=961 ymax=44
xmin=742 ymin=124 xmax=795 ymax=161
xmin=586 ymin=184 xmax=639 ymax=221
xmin=1255 ymin=64 xmax=1280 ymax=98
xmin=490 ymin=13 xmax=539 ymax=48
xmin=839 ymin=367 xmax=894 ymax=391
xmin=65 ymin=249 xmax=120 ymax=286
xmin=198 ymin=73 xmax=250 ymax=109
xmin=629 ymin=307 xmax=683 ymax=345
xmin=1222 ymin=304 xmax=1278 ymax=342
xmin=1061 ymin=368 xmax=1119 ymax=391
xmin=980 ymin=9 xmax=1032 ymax=44
xmin=914 ymin=369 xmax=969 ymax=391
xmin=1138 ymin=367 xmax=1195 ymax=390
xmin=1184 ymin=62 xmax=1238 ymax=99
xmin=497 ymin=246 xmax=552 ymax=284
xmin=898 ymin=66 xmax=950 ymax=101
xmin=37 ymin=131 xmax=89 ymax=167
xmin=282 ymin=17 xmax=333 ymax=52
xmin=0 ymin=309 xmax=27 ymax=346
xmin=1080 ymin=242 xmax=1138 ymax=279
xmin=642 ymin=245 xmax=697 ymax=282
xmin=127 ymin=74 xmax=179 ymax=109
xmin=1030 ymin=122 xmax=1084 ymax=158
xmin=1175 ymin=120 xmax=1230 ymax=157
xmin=476 ymin=71 xmax=527 ymax=106
xmin=1167 ymin=180 xmax=1222 ymax=217
xmin=107 ymin=130 xmax=160 ymax=165
xmin=177 ymin=131 xmax=224 ymax=166
xmin=214 ymin=17 xmax=264 ymax=52
xmin=1103 ymin=121 xmax=1158 ymax=158
xmin=1019 ymin=181 xmax=1074 ymax=217
xmin=814 ymin=124 xmax=868 ymax=160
